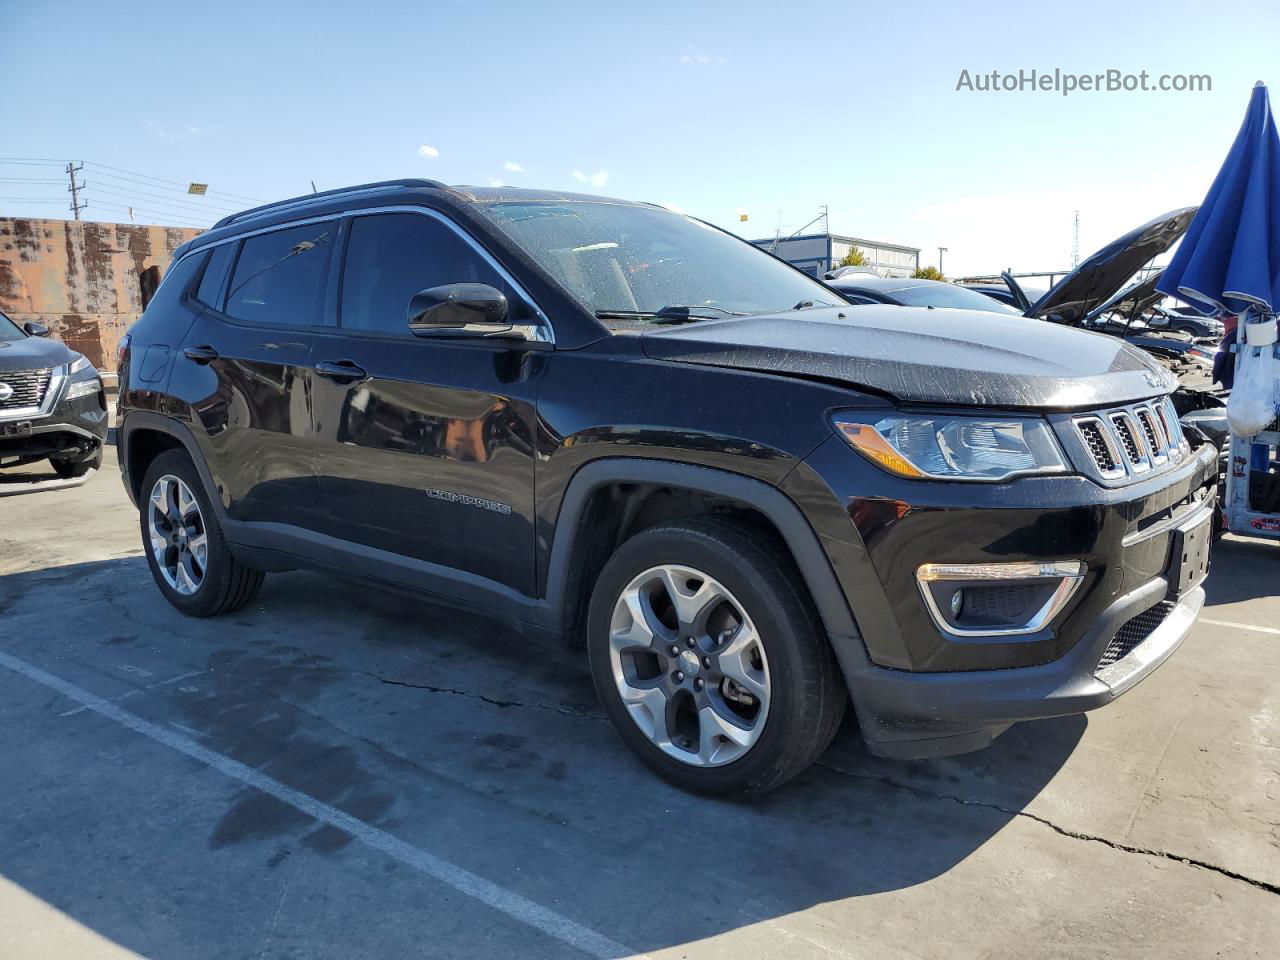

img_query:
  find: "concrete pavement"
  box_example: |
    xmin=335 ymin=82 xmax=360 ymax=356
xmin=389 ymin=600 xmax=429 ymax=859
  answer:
xmin=0 ymin=449 xmax=1276 ymax=959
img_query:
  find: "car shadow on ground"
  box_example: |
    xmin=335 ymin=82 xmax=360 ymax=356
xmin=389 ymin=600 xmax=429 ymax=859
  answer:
xmin=1203 ymin=534 xmax=1280 ymax=606
xmin=0 ymin=557 xmax=1085 ymax=958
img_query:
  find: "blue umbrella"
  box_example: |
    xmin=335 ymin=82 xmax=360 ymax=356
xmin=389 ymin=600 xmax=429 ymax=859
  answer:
xmin=1159 ymin=82 xmax=1280 ymax=442
xmin=1158 ymin=81 xmax=1280 ymax=317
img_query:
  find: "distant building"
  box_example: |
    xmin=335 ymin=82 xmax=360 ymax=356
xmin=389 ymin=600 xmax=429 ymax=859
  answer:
xmin=0 ymin=217 xmax=201 ymax=371
xmin=752 ymin=232 xmax=920 ymax=278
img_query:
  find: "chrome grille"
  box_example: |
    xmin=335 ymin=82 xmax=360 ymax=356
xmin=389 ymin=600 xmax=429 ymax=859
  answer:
xmin=0 ymin=368 xmax=53 ymax=410
xmin=1076 ymin=418 xmax=1124 ymax=478
xmin=1073 ymin=398 xmax=1188 ymax=482
xmin=1137 ymin=408 xmax=1168 ymax=465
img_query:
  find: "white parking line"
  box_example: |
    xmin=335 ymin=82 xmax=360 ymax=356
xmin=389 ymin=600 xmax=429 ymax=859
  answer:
xmin=1199 ymin=618 xmax=1280 ymax=636
xmin=0 ymin=649 xmax=642 ymax=960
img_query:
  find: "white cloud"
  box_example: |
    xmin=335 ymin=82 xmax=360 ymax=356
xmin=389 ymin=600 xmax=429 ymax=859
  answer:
xmin=661 ymin=201 xmax=687 ymax=214
xmin=679 ymin=52 xmax=722 ymax=66
xmin=417 ymin=144 xmax=440 ymax=158
xmin=503 ymin=161 xmax=524 ymax=173
xmin=488 ymin=178 xmax=506 ymax=188
xmin=572 ymin=170 xmax=609 ymax=188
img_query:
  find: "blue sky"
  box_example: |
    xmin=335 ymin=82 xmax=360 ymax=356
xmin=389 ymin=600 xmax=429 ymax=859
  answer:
xmin=4 ymin=0 xmax=1277 ymax=276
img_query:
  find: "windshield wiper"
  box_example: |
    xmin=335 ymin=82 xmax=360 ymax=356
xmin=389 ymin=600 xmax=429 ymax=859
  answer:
xmin=792 ymin=299 xmax=839 ymax=310
xmin=594 ymin=305 xmax=748 ymax=324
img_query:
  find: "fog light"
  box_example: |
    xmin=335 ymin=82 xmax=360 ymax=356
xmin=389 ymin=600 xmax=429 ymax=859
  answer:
xmin=916 ymin=561 xmax=1084 ymax=637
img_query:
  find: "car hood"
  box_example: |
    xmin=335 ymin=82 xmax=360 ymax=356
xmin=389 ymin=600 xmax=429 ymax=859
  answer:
xmin=0 ymin=334 xmax=75 ymax=372
xmin=640 ymin=306 xmax=1176 ymax=410
xmin=1027 ymin=207 xmax=1198 ymax=324
xmin=1085 ymin=270 xmax=1166 ymax=323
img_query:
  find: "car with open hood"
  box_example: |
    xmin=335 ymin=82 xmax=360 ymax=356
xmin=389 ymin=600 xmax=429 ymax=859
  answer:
xmin=117 ymin=180 xmax=1217 ymax=795
xmin=1081 ymin=269 xmax=1219 ymax=375
xmin=0 ymin=308 xmax=108 ymax=479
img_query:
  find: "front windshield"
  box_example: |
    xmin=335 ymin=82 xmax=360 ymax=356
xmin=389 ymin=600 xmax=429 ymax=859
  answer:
xmin=480 ymin=201 xmax=839 ymax=322
xmin=0 ymin=309 xmax=25 ymax=341
xmin=883 ymin=282 xmax=1021 ymax=314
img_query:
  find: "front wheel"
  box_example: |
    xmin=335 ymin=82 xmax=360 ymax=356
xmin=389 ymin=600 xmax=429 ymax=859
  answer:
xmin=50 ymin=448 xmax=102 ymax=479
xmin=587 ymin=519 xmax=846 ymax=795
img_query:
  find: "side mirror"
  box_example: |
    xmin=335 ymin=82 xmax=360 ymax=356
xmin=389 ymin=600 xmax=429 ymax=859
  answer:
xmin=407 ymin=283 xmax=510 ymax=336
xmin=23 ymin=321 xmax=49 ymax=337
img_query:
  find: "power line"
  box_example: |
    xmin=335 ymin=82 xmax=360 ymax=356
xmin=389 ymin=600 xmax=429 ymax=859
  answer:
xmin=0 ymin=157 xmax=262 ymax=203
xmin=85 ymin=182 xmax=241 ymax=215
xmin=83 ymin=188 xmax=220 ymax=222
xmin=83 ymin=160 xmax=262 ymax=203
xmin=86 ymin=167 xmax=247 ymax=208
xmin=83 ymin=200 xmax=209 ymax=227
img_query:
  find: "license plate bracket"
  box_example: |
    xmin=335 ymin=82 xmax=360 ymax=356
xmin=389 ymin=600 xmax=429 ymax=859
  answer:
xmin=0 ymin=419 xmax=33 ymax=438
xmin=1167 ymin=512 xmax=1212 ymax=598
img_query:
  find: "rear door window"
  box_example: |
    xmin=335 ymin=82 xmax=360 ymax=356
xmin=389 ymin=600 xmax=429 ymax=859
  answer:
xmin=338 ymin=212 xmax=516 ymax=335
xmin=225 ymin=222 xmax=336 ymax=326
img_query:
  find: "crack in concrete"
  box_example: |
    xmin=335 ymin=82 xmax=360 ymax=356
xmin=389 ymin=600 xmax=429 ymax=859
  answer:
xmin=370 ymin=674 xmax=607 ymax=721
xmin=818 ymin=762 xmax=1280 ymax=896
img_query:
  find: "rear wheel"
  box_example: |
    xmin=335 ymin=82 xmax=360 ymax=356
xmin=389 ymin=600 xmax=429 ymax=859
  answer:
xmin=139 ymin=449 xmax=264 ymax=617
xmin=587 ymin=518 xmax=846 ymax=795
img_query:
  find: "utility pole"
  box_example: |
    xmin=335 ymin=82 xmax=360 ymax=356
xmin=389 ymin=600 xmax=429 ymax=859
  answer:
xmin=1071 ymin=210 xmax=1080 ymax=268
xmin=938 ymin=246 xmax=948 ymax=275
xmin=66 ymin=162 xmax=86 ymax=220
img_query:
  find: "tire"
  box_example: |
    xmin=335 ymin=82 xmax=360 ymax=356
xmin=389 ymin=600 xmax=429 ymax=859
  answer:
xmin=587 ymin=518 xmax=846 ymax=795
xmin=50 ymin=448 xmax=102 ymax=479
xmin=139 ymin=449 xmax=264 ymax=617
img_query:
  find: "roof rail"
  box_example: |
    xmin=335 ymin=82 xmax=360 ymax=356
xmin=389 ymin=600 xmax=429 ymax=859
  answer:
xmin=212 ymin=178 xmax=446 ymax=229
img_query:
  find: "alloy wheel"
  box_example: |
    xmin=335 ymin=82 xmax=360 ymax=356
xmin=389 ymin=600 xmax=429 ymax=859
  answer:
xmin=147 ymin=474 xmax=208 ymax=596
xmin=607 ymin=564 xmax=771 ymax=766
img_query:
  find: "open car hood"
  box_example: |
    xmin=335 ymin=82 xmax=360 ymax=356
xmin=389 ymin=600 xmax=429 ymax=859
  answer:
xmin=1085 ymin=269 xmax=1167 ymax=323
xmin=640 ymin=305 xmax=1177 ymax=410
xmin=1026 ymin=208 xmax=1198 ymax=324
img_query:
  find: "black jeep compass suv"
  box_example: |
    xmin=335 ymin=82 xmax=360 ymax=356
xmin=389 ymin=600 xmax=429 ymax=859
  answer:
xmin=117 ymin=179 xmax=1217 ymax=794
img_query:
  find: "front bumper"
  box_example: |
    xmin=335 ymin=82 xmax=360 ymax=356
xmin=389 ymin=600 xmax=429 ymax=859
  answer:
xmin=0 ymin=391 xmax=108 ymax=467
xmin=830 ymin=577 xmax=1203 ymax=758
xmin=786 ymin=432 xmax=1218 ymax=758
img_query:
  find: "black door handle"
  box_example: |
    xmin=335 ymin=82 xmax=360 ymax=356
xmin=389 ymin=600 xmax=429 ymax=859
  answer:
xmin=314 ymin=359 xmax=368 ymax=384
xmin=183 ymin=345 xmax=219 ymax=364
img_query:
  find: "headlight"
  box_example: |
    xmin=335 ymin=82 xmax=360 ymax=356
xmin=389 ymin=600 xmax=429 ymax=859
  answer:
xmin=62 ymin=356 xmax=101 ymax=401
xmin=833 ymin=413 xmax=1068 ymax=482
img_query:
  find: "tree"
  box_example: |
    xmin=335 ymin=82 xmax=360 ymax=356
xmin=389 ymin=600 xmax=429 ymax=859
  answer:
xmin=838 ymin=246 xmax=869 ymax=267
xmin=912 ymin=265 xmax=945 ymax=281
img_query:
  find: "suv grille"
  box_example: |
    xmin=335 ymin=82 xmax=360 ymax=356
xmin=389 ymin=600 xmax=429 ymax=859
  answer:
xmin=0 ymin=368 xmax=53 ymax=411
xmin=1097 ymin=601 xmax=1176 ymax=669
xmin=1073 ymin=398 xmax=1188 ymax=482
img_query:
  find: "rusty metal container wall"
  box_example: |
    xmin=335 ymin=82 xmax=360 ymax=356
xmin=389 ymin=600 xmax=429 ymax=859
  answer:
xmin=0 ymin=217 xmax=202 ymax=371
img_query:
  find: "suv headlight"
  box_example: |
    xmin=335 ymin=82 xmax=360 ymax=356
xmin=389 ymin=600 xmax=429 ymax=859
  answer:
xmin=833 ymin=413 xmax=1068 ymax=482
xmin=62 ymin=356 xmax=101 ymax=401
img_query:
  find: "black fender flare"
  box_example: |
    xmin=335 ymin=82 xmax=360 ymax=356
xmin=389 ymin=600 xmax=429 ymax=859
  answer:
xmin=118 ymin=411 xmax=226 ymax=514
xmin=538 ymin=457 xmax=858 ymax=639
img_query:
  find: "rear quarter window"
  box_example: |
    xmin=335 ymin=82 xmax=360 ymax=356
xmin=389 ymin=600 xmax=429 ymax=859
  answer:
xmin=194 ymin=243 xmax=235 ymax=309
xmin=140 ymin=251 xmax=207 ymax=319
